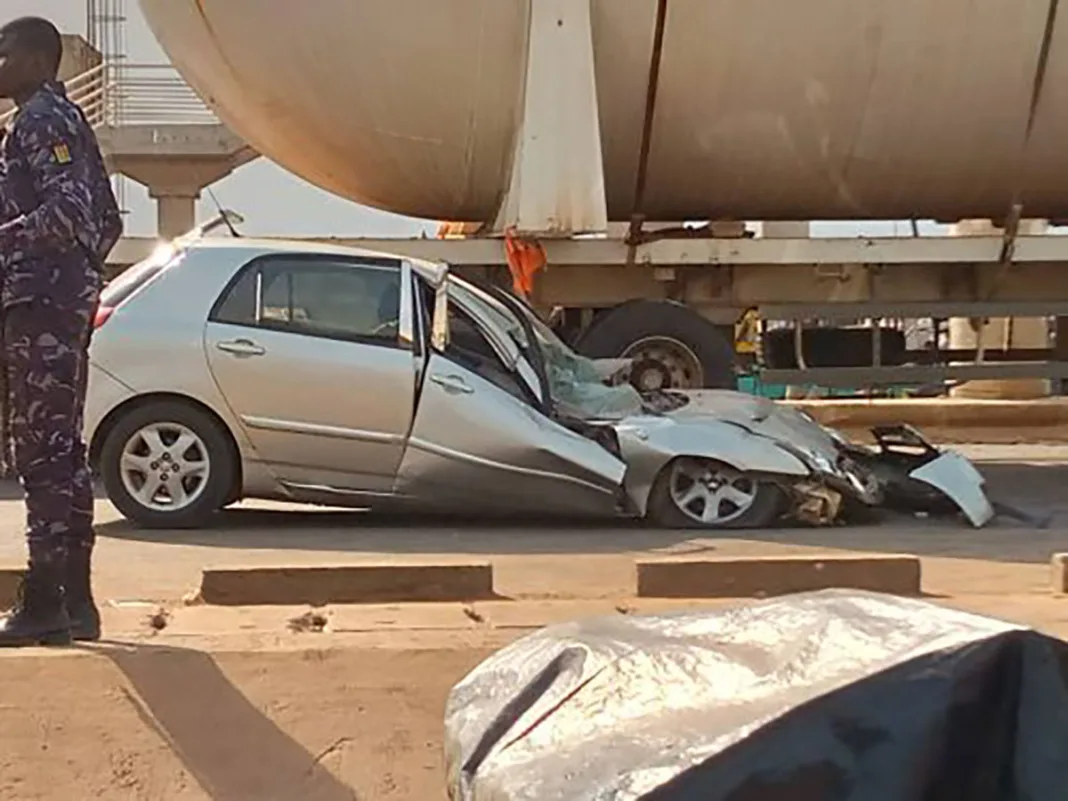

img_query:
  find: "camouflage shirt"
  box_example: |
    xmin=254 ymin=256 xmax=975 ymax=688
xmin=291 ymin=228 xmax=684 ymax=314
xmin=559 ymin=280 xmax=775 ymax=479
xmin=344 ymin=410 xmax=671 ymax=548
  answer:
xmin=0 ymin=79 xmax=123 ymax=310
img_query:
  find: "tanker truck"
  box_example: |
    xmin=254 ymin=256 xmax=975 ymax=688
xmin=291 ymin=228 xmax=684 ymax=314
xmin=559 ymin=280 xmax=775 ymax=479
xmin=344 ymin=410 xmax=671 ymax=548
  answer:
xmin=134 ymin=0 xmax=1068 ymax=395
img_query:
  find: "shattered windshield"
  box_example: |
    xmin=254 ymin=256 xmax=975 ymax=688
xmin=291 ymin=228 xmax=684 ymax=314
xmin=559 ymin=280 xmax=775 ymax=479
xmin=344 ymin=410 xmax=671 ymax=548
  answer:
xmin=449 ymin=278 xmax=644 ymax=419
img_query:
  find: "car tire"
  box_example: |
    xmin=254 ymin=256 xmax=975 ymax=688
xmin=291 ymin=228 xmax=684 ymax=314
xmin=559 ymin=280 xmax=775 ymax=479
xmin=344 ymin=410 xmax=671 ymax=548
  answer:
xmin=646 ymin=457 xmax=785 ymax=530
xmin=100 ymin=400 xmax=237 ymax=529
xmin=575 ymin=299 xmax=737 ymax=390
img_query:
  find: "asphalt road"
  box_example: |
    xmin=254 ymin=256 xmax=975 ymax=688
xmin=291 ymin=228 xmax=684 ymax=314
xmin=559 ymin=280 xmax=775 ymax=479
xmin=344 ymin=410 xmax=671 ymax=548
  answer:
xmin=0 ymin=444 xmax=1065 ymax=605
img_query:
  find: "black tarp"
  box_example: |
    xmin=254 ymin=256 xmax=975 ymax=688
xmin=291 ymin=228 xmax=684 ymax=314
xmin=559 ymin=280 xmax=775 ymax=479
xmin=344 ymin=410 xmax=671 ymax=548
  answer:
xmin=444 ymin=590 xmax=1068 ymax=801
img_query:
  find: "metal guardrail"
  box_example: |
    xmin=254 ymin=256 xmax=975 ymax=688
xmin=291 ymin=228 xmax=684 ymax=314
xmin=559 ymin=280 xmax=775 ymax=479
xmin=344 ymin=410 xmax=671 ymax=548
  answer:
xmin=0 ymin=62 xmax=218 ymax=129
xmin=68 ymin=63 xmax=108 ymax=126
xmin=107 ymin=63 xmax=219 ymax=125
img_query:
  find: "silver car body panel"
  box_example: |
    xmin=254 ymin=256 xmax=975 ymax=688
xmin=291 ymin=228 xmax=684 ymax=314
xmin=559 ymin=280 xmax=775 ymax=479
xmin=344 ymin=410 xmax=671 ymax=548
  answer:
xmin=86 ymin=363 xmax=137 ymax=426
xmin=204 ymin=319 xmax=416 ymax=492
xmin=86 ymin=240 xmax=435 ymax=500
xmin=402 ymin=266 xmax=625 ymax=512
xmin=396 ymin=353 xmax=625 ymax=515
xmin=670 ymin=391 xmax=843 ymax=467
xmin=909 ymin=451 xmax=996 ymax=528
xmin=86 ymin=246 xmax=254 ymax=447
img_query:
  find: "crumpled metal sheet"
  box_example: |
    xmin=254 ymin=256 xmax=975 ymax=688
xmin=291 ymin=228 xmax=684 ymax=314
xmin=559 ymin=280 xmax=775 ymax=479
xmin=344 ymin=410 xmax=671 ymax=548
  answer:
xmin=444 ymin=590 xmax=1068 ymax=801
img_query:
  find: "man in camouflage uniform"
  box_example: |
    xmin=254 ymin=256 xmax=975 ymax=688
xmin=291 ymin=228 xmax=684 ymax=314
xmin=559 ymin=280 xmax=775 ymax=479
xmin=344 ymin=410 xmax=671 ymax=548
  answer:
xmin=0 ymin=17 xmax=123 ymax=646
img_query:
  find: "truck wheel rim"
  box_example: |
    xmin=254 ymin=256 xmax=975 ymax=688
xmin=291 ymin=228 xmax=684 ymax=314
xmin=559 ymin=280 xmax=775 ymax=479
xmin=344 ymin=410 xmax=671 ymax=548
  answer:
xmin=120 ymin=422 xmax=211 ymax=512
xmin=623 ymin=336 xmax=704 ymax=389
xmin=668 ymin=458 xmax=757 ymax=525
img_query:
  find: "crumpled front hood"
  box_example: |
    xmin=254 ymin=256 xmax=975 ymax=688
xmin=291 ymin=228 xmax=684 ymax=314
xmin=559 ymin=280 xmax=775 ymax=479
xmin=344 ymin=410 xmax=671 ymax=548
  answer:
xmin=666 ymin=390 xmax=842 ymax=461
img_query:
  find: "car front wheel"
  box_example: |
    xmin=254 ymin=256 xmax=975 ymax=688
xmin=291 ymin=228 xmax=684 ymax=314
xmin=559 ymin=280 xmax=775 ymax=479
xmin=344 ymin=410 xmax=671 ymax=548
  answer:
xmin=646 ymin=457 xmax=785 ymax=529
xmin=100 ymin=400 xmax=237 ymax=529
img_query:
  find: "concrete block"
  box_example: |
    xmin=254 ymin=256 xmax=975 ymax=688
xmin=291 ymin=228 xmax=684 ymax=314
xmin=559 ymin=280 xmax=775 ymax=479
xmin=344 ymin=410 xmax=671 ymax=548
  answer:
xmin=199 ymin=562 xmax=496 ymax=606
xmin=0 ymin=568 xmax=23 ymax=609
xmin=1052 ymin=553 xmax=1068 ymax=594
xmin=636 ymin=554 xmax=922 ymax=599
xmin=793 ymin=398 xmax=1068 ymax=432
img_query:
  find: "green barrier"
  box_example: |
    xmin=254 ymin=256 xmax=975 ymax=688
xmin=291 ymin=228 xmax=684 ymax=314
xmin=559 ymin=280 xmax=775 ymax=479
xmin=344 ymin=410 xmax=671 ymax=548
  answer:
xmin=736 ymin=374 xmax=914 ymax=400
xmin=737 ymin=375 xmax=786 ymax=399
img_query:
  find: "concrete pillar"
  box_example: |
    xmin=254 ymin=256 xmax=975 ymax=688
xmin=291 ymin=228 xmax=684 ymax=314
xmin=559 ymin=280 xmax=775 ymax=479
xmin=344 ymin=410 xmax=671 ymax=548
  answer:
xmin=107 ymin=129 xmax=259 ymax=241
xmin=493 ymin=0 xmax=607 ymax=236
xmin=152 ymin=192 xmax=198 ymax=240
xmin=948 ymin=218 xmax=1051 ymax=399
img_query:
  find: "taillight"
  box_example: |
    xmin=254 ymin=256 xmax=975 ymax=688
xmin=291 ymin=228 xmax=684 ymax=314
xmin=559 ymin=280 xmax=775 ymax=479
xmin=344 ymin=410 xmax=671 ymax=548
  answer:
xmin=93 ymin=306 xmax=114 ymax=329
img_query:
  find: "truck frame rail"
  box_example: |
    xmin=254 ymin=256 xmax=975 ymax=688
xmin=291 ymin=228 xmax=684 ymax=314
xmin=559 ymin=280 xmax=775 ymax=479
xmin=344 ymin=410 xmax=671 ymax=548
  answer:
xmin=108 ymin=230 xmax=1068 ymax=389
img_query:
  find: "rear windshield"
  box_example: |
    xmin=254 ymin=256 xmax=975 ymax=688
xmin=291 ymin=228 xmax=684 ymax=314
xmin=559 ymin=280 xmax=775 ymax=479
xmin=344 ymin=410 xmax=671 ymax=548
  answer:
xmin=102 ymin=247 xmax=185 ymax=308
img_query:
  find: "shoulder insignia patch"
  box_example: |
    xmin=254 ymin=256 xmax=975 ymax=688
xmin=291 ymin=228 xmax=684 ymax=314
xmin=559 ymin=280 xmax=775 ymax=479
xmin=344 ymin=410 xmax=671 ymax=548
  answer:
xmin=51 ymin=142 xmax=72 ymax=164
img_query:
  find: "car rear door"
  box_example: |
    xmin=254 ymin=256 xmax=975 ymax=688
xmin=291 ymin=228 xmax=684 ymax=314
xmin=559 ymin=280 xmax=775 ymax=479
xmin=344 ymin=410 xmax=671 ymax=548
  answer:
xmin=397 ymin=290 xmax=625 ymax=516
xmin=204 ymin=253 xmax=417 ymax=493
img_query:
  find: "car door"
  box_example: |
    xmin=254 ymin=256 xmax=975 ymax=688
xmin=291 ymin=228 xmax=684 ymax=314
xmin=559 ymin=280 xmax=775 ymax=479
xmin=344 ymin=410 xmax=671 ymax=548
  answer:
xmin=396 ymin=292 xmax=626 ymax=516
xmin=204 ymin=253 xmax=417 ymax=492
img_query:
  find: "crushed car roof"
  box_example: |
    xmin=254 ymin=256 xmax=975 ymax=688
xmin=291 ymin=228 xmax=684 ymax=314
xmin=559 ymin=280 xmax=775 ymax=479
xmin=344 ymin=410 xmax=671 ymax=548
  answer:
xmin=174 ymin=236 xmax=446 ymax=282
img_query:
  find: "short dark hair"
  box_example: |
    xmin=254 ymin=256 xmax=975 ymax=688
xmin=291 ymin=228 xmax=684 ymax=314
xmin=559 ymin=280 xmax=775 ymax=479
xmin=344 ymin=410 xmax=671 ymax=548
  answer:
xmin=3 ymin=17 xmax=63 ymax=76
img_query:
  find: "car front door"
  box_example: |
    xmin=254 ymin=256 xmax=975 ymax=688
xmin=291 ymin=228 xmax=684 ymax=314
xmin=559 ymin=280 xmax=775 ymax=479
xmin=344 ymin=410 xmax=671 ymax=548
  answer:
xmin=204 ymin=253 xmax=417 ymax=493
xmin=396 ymin=282 xmax=626 ymax=516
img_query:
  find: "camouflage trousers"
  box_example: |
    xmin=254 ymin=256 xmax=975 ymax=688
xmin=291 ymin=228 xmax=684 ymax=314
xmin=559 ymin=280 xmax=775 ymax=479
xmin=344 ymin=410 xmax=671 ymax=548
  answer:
xmin=2 ymin=301 xmax=94 ymax=569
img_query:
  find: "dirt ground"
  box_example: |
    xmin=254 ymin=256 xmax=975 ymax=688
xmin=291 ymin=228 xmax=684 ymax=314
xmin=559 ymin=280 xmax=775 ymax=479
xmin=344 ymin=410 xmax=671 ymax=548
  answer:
xmin=0 ymin=444 xmax=1065 ymax=800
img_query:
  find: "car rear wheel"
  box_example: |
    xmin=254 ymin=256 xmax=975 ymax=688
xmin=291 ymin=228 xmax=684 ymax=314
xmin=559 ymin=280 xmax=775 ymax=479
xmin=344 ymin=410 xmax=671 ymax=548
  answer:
xmin=647 ymin=457 xmax=784 ymax=529
xmin=100 ymin=400 xmax=237 ymax=529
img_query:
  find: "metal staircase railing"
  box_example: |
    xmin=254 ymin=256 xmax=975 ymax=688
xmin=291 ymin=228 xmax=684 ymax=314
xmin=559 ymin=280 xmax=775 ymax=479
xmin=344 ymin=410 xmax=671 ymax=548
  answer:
xmin=69 ymin=62 xmax=109 ymax=126
xmin=108 ymin=64 xmax=220 ymax=125
xmin=0 ymin=63 xmax=106 ymax=129
xmin=0 ymin=62 xmax=218 ymax=130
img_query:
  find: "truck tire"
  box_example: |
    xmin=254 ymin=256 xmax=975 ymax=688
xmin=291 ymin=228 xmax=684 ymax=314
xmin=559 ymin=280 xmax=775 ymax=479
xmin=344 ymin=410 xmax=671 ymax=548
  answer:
xmin=575 ymin=299 xmax=736 ymax=390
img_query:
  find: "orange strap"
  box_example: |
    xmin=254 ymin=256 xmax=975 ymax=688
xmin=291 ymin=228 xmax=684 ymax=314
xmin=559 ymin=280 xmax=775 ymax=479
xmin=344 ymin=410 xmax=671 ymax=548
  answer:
xmin=437 ymin=221 xmax=467 ymax=239
xmin=503 ymin=227 xmax=546 ymax=298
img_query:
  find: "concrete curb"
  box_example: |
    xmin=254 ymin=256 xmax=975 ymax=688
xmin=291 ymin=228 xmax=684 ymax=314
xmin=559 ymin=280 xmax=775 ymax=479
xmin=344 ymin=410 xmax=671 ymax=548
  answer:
xmin=1052 ymin=553 xmax=1068 ymax=594
xmin=635 ymin=554 xmax=922 ymax=599
xmin=792 ymin=398 xmax=1068 ymax=432
xmin=198 ymin=562 xmax=497 ymax=606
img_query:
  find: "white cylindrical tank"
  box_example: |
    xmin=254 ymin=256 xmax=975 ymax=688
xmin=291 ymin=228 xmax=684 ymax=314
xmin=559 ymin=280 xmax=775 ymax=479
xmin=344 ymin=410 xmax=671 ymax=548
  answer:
xmin=139 ymin=0 xmax=1068 ymax=224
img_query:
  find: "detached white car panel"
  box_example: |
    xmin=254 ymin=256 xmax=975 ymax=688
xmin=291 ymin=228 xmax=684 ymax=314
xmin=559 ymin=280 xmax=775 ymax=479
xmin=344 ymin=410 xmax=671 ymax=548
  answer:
xmin=910 ymin=451 xmax=996 ymax=528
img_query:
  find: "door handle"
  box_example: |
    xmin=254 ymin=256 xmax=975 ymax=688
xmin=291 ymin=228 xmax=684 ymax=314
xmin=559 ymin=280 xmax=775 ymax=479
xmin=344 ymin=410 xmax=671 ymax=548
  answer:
xmin=430 ymin=374 xmax=474 ymax=394
xmin=216 ymin=338 xmax=266 ymax=357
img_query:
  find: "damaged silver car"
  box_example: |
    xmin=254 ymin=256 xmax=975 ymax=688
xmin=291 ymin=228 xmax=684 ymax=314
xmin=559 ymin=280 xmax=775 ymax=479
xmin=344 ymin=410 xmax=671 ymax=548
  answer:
xmin=85 ymin=237 xmax=995 ymax=530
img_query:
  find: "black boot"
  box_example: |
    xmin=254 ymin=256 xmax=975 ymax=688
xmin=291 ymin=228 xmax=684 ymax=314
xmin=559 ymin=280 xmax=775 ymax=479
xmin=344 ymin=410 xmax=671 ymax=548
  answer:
xmin=64 ymin=548 xmax=101 ymax=642
xmin=0 ymin=560 xmax=72 ymax=647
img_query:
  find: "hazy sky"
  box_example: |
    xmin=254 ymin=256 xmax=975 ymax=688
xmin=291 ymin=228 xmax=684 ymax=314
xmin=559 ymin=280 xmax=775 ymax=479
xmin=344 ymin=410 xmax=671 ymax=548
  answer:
xmin=14 ymin=0 xmax=942 ymax=240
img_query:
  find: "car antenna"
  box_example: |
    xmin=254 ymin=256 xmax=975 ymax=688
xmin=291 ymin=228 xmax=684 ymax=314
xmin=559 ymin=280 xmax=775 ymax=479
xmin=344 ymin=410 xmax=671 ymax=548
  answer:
xmin=206 ymin=187 xmax=243 ymax=238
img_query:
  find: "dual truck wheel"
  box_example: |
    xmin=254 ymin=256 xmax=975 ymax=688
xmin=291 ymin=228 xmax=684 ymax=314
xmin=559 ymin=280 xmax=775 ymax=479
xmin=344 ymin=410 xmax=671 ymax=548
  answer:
xmin=574 ymin=299 xmax=737 ymax=390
